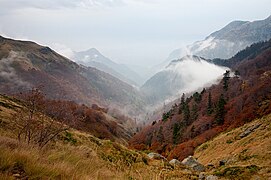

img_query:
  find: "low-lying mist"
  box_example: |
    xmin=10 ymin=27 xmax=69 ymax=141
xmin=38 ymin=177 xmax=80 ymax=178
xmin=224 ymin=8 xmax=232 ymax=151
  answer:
xmin=167 ymin=56 xmax=228 ymax=94
xmin=141 ymin=56 xmax=228 ymax=108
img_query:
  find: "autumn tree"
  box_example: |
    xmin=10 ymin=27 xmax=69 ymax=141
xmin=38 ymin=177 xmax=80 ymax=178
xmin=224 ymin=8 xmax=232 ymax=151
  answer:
xmin=157 ymin=126 xmax=164 ymax=143
xmin=10 ymin=88 xmax=68 ymax=148
xmin=207 ymin=91 xmax=213 ymax=115
xmin=191 ymin=103 xmax=198 ymax=121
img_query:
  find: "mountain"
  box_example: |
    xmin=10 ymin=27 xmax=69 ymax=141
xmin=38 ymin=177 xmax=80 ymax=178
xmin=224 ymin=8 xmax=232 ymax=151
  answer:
xmin=141 ymin=55 xmax=227 ymax=105
xmin=130 ymin=40 xmax=271 ymax=161
xmin=73 ymin=48 xmax=145 ymax=86
xmin=165 ymin=15 xmax=271 ymax=62
xmin=0 ymin=35 xmax=145 ymax=117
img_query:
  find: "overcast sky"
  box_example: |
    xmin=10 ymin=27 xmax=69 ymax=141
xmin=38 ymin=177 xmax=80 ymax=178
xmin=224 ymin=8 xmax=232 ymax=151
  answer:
xmin=0 ymin=0 xmax=270 ymax=67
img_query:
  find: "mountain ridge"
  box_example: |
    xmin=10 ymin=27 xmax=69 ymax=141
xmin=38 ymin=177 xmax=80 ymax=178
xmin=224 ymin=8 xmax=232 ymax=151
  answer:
xmin=0 ymin=35 xmax=146 ymax=117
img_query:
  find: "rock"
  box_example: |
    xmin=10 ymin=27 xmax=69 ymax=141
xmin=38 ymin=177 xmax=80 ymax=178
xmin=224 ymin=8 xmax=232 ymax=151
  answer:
xmin=181 ymin=156 xmax=205 ymax=172
xmin=169 ymin=159 xmax=181 ymax=166
xmin=198 ymin=172 xmax=206 ymax=180
xmin=147 ymin=152 xmax=167 ymax=160
xmin=239 ymin=124 xmax=261 ymax=138
xmin=206 ymin=175 xmax=219 ymax=180
xmin=13 ymin=174 xmax=21 ymax=177
xmin=219 ymin=159 xmax=227 ymax=166
xmin=192 ymin=163 xmax=206 ymax=172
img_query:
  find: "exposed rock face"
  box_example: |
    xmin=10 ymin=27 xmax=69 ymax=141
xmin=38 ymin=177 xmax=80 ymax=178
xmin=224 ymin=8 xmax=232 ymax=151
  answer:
xmin=181 ymin=156 xmax=205 ymax=172
xmin=239 ymin=123 xmax=261 ymax=138
xmin=147 ymin=153 xmax=167 ymax=160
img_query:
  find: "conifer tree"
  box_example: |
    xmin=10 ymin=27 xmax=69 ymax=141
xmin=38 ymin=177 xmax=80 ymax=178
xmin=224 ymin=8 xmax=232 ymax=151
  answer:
xmin=215 ymin=94 xmax=226 ymax=125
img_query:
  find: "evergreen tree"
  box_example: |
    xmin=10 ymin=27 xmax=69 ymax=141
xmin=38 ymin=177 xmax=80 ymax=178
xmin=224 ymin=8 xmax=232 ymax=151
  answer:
xmin=183 ymin=101 xmax=190 ymax=125
xmin=178 ymin=93 xmax=185 ymax=114
xmin=207 ymin=91 xmax=213 ymax=115
xmin=173 ymin=123 xmax=180 ymax=144
xmin=223 ymin=70 xmax=230 ymax=91
xmin=215 ymin=94 xmax=226 ymax=125
xmin=193 ymin=92 xmax=202 ymax=103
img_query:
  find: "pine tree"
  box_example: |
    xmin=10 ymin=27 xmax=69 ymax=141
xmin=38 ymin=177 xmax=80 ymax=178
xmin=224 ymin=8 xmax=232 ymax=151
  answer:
xmin=178 ymin=93 xmax=185 ymax=114
xmin=193 ymin=92 xmax=202 ymax=103
xmin=183 ymin=101 xmax=190 ymax=125
xmin=223 ymin=70 xmax=230 ymax=91
xmin=173 ymin=123 xmax=180 ymax=144
xmin=191 ymin=103 xmax=198 ymax=121
xmin=215 ymin=94 xmax=226 ymax=125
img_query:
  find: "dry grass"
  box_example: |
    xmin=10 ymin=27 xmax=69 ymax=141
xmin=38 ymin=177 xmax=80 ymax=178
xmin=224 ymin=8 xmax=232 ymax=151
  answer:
xmin=0 ymin=132 xmax=196 ymax=180
xmin=194 ymin=114 xmax=271 ymax=179
xmin=0 ymin=94 xmax=196 ymax=179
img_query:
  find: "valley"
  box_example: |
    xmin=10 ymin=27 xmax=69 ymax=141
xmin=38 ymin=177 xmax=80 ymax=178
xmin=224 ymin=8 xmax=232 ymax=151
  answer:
xmin=0 ymin=14 xmax=271 ymax=179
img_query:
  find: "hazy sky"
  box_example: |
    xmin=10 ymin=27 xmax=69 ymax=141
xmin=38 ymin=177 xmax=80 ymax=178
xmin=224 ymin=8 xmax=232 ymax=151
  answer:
xmin=0 ymin=0 xmax=270 ymax=66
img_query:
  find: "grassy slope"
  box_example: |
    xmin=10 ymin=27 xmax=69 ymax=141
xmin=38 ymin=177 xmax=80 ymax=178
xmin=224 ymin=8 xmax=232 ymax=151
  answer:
xmin=0 ymin=94 xmax=197 ymax=179
xmin=194 ymin=114 xmax=271 ymax=179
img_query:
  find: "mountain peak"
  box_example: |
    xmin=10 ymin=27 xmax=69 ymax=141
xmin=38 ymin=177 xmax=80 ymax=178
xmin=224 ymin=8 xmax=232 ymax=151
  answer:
xmin=86 ymin=48 xmax=99 ymax=53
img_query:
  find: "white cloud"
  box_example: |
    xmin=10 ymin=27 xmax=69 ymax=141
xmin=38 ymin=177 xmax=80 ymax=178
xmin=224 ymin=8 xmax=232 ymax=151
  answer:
xmin=166 ymin=56 xmax=228 ymax=94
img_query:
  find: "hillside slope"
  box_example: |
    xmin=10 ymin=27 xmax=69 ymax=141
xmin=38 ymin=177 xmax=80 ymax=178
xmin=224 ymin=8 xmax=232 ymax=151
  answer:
xmin=0 ymin=36 xmax=145 ymax=116
xmin=0 ymin=94 xmax=200 ymax=179
xmin=195 ymin=114 xmax=271 ymax=179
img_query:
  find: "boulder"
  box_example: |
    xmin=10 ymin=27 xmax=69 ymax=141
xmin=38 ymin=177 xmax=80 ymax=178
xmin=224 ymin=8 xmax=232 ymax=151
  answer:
xmin=169 ymin=159 xmax=181 ymax=166
xmin=198 ymin=172 xmax=206 ymax=180
xmin=147 ymin=152 xmax=167 ymax=160
xmin=239 ymin=124 xmax=261 ymax=138
xmin=181 ymin=156 xmax=205 ymax=172
xmin=206 ymin=175 xmax=219 ymax=180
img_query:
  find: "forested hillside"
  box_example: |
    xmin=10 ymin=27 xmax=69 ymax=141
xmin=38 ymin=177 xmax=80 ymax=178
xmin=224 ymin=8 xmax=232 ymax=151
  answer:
xmin=129 ymin=40 xmax=271 ymax=160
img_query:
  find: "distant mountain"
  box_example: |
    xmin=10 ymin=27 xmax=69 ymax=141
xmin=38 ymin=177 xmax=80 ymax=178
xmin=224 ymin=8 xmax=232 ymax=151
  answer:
xmin=141 ymin=55 xmax=227 ymax=105
xmin=0 ymin=36 xmax=145 ymax=116
xmin=73 ymin=48 xmax=144 ymax=86
xmin=165 ymin=15 xmax=271 ymax=62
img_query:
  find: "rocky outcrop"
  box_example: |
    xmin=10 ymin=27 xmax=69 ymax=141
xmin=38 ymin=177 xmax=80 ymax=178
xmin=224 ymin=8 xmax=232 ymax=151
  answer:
xmin=169 ymin=159 xmax=181 ymax=166
xmin=181 ymin=156 xmax=205 ymax=172
xmin=239 ymin=123 xmax=261 ymax=138
xmin=147 ymin=153 xmax=167 ymax=161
